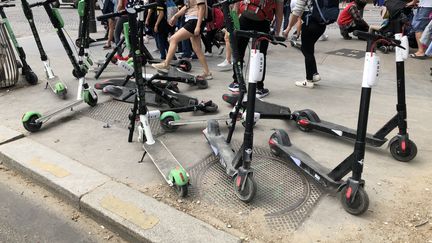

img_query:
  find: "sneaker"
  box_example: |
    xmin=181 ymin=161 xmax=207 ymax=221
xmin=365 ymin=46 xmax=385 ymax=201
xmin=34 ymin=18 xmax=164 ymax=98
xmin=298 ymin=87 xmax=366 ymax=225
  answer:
xmin=340 ymin=30 xmax=352 ymax=40
xmin=312 ymin=73 xmax=321 ymax=83
xmin=295 ymin=80 xmax=314 ymax=88
xmin=319 ymin=34 xmax=328 ymax=41
xmin=198 ymin=72 xmax=213 ymax=80
xmin=256 ymin=88 xmax=269 ymax=98
xmin=152 ymin=62 xmax=170 ymax=73
xmin=192 ymin=53 xmax=198 ymax=59
xmin=228 ymin=82 xmax=239 ymax=92
xmin=204 ymin=52 xmax=213 ymax=57
xmin=218 ymin=47 xmax=225 ymax=56
xmin=217 ymin=59 xmax=231 ymax=67
xmin=179 ymin=56 xmax=192 ymax=61
xmin=143 ymin=36 xmax=149 ymax=44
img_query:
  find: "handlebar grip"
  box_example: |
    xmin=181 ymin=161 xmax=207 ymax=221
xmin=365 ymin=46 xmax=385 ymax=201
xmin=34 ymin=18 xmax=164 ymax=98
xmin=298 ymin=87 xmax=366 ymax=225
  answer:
xmin=213 ymin=0 xmax=241 ymax=7
xmin=29 ymin=0 xmax=56 ymax=8
xmin=353 ymin=30 xmax=401 ymax=45
xmin=97 ymin=10 xmax=126 ymax=21
xmin=0 ymin=3 xmax=15 ymax=7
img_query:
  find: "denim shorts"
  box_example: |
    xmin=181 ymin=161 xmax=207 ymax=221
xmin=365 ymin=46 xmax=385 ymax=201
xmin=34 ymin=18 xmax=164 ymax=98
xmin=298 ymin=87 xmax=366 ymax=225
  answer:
xmin=412 ymin=7 xmax=432 ymax=32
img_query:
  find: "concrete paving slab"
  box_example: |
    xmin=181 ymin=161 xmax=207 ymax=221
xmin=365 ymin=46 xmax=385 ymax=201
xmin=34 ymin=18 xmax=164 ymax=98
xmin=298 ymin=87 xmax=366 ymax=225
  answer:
xmin=0 ymin=125 xmax=23 ymax=145
xmin=0 ymin=138 xmax=110 ymax=207
xmin=81 ymin=180 xmax=240 ymax=243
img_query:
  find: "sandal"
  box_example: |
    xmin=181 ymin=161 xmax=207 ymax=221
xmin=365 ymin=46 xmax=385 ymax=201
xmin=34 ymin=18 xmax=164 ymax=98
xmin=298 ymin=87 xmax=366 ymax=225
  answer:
xmin=410 ymin=53 xmax=427 ymax=59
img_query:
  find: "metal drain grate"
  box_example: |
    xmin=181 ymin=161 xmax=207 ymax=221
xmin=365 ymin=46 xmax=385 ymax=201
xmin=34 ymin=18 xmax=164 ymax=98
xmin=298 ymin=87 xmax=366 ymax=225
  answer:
xmin=83 ymin=100 xmax=163 ymax=135
xmin=188 ymin=143 xmax=323 ymax=231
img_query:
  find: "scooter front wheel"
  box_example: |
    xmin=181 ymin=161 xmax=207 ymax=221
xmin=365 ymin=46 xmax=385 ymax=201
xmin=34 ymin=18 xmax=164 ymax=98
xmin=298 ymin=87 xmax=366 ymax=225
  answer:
xmin=389 ymin=137 xmax=417 ymax=162
xmin=233 ymin=175 xmax=257 ymax=203
xmin=178 ymin=60 xmax=192 ymax=72
xmin=23 ymin=114 xmax=42 ymax=133
xmin=340 ymin=186 xmax=369 ymax=215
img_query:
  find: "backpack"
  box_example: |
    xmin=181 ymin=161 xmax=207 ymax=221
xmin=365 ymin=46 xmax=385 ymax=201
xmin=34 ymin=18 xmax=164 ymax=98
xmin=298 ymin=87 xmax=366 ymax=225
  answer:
xmin=310 ymin=0 xmax=340 ymax=25
xmin=239 ymin=0 xmax=276 ymax=22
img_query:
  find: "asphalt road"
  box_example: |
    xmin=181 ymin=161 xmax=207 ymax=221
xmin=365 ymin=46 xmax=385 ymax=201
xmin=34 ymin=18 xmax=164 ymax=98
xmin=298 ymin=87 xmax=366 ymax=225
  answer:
xmin=0 ymin=162 xmax=124 ymax=243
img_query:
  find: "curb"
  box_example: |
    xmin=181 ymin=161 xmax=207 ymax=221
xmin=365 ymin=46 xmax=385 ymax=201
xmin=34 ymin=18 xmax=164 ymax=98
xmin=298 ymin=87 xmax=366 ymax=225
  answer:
xmin=0 ymin=126 xmax=239 ymax=243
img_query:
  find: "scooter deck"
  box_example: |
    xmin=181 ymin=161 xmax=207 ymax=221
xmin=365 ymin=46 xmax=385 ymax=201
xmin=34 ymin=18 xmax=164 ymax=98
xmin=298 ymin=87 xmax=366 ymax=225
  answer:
xmin=307 ymin=119 xmax=387 ymax=147
xmin=222 ymin=93 xmax=291 ymax=116
xmin=102 ymin=85 xmax=165 ymax=106
xmin=143 ymin=139 xmax=184 ymax=185
xmin=165 ymin=67 xmax=195 ymax=80
xmin=276 ymin=142 xmax=340 ymax=188
xmin=203 ymin=120 xmax=237 ymax=177
xmin=169 ymin=115 xmax=229 ymax=126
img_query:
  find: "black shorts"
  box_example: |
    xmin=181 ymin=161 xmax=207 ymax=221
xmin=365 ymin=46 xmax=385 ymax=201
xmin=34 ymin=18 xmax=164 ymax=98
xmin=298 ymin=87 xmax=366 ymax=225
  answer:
xmin=182 ymin=19 xmax=205 ymax=34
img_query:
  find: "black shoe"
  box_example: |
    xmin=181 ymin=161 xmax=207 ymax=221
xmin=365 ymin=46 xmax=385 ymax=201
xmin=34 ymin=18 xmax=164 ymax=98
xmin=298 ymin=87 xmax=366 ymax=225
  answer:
xmin=256 ymin=88 xmax=269 ymax=98
xmin=340 ymin=29 xmax=352 ymax=40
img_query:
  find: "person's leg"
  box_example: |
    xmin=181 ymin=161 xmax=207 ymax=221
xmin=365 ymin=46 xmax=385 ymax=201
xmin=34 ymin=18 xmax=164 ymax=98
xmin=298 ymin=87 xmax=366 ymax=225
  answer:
xmin=190 ymin=35 xmax=212 ymax=77
xmin=104 ymin=18 xmax=115 ymax=48
xmin=283 ymin=4 xmax=291 ymax=30
xmin=411 ymin=7 xmax=432 ymax=56
xmin=152 ymin=28 xmax=192 ymax=71
xmin=114 ymin=16 xmax=127 ymax=55
xmin=201 ymin=32 xmax=212 ymax=54
xmin=230 ymin=16 xmax=251 ymax=86
xmin=298 ymin=22 xmax=326 ymax=87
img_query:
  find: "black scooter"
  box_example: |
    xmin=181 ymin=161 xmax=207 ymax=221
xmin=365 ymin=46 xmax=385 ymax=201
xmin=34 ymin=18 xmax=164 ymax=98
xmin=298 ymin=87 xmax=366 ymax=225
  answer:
xmin=0 ymin=2 xmax=38 ymax=85
xmin=269 ymin=31 xmax=404 ymax=215
xmin=21 ymin=0 xmax=69 ymax=98
xmin=97 ymin=1 xmax=194 ymax=196
xmin=293 ymin=28 xmax=416 ymax=162
xmin=203 ymin=0 xmax=286 ymax=202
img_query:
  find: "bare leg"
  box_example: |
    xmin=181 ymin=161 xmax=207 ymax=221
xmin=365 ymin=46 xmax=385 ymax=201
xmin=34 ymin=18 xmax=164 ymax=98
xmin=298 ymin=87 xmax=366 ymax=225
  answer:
xmin=414 ymin=32 xmax=425 ymax=56
xmin=190 ymin=35 xmax=210 ymax=74
xmin=224 ymin=31 xmax=232 ymax=63
xmin=106 ymin=19 xmax=115 ymax=46
xmin=163 ymin=28 xmax=193 ymax=65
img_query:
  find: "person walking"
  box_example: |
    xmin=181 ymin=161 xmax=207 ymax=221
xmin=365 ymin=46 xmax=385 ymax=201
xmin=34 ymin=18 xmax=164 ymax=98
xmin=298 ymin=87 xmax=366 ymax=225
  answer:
xmin=283 ymin=0 xmax=327 ymax=88
xmin=152 ymin=0 xmax=213 ymax=79
xmin=410 ymin=0 xmax=432 ymax=58
xmin=227 ymin=0 xmax=284 ymax=98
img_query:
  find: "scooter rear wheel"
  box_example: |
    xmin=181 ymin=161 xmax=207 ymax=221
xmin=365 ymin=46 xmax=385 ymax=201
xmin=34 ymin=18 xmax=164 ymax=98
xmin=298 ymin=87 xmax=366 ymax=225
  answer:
xmin=25 ymin=71 xmax=38 ymax=85
xmin=233 ymin=175 xmax=257 ymax=203
xmin=175 ymin=184 xmax=188 ymax=197
xmin=389 ymin=138 xmax=417 ymax=162
xmin=160 ymin=116 xmax=179 ymax=132
xmin=340 ymin=186 xmax=369 ymax=215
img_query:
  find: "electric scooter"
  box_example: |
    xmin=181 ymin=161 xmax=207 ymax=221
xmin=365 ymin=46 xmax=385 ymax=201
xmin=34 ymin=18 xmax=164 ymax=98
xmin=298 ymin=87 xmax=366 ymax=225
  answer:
xmin=21 ymin=0 xmax=68 ymax=98
xmin=269 ymin=31 xmax=404 ymax=215
xmin=202 ymin=0 xmax=286 ymax=203
xmin=292 ymin=29 xmax=416 ymax=162
xmin=98 ymin=1 xmax=190 ymax=197
xmin=0 ymin=2 xmax=38 ymax=85
xmin=22 ymin=0 xmax=98 ymax=132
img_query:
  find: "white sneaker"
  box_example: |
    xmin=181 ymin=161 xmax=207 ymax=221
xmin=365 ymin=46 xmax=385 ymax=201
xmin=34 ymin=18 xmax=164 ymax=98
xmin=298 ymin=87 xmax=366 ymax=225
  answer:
xmin=295 ymin=80 xmax=314 ymax=88
xmin=204 ymin=52 xmax=213 ymax=57
xmin=143 ymin=36 xmax=149 ymax=44
xmin=319 ymin=34 xmax=329 ymax=41
xmin=312 ymin=74 xmax=321 ymax=83
xmin=217 ymin=59 xmax=231 ymax=67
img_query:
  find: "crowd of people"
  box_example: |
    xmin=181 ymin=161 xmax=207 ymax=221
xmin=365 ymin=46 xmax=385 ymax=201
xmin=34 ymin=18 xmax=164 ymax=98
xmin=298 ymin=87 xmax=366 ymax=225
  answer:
xmin=100 ymin=0 xmax=432 ymax=98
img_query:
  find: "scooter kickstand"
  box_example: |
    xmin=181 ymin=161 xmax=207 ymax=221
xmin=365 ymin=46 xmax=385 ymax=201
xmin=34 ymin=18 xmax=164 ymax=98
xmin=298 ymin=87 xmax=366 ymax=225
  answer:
xmin=139 ymin=151 xmax=147 ymax=163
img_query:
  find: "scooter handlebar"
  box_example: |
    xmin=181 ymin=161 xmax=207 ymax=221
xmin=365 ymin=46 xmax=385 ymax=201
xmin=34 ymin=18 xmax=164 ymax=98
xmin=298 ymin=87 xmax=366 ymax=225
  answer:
xmin=0 ymin=3 xmax=15 ymax=7
xmin=353 ymin=30 xmax=402 ymax=47
xmin=29 ymin=0 xmax=57 ymax=8
xmin=235 ymin=30 xmax=286 ymax=46
xmin=97 ymin=10 xmax=126 ymax=20
xmin=213 ymin=0 xmax=241 ymax=7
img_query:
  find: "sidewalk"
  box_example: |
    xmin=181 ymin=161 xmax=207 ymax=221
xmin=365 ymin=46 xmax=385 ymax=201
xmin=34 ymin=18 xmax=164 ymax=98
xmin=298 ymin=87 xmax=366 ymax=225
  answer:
xmin=1 ymin=4 xmax=432 ymax=242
